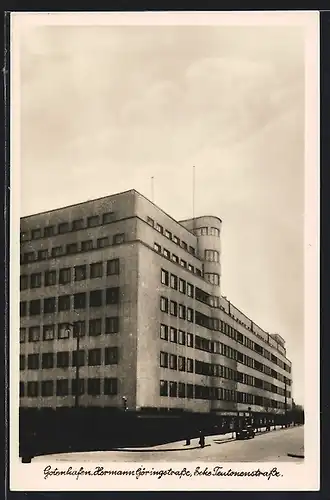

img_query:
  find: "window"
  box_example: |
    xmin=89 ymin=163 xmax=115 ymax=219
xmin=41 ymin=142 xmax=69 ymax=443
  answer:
xmin=51 ymin=246 xmax=64 ymax=258
xmin=205 ymin=250 xmax=220 ymax=263
xmin=72 ymin=350 xmax=85 ymax=367
xmin=20 ymin=301 xmax=27 ymax=317
xmin=73 ymin=321 xmax=86 ymax=338
xmin=178 ymin=356 xmax=186 ymax=372
xmin=43 ymin=324 xmax=55 ymax=341
xmin=170 ymin=301 xmax=177 ymax=316
xmin=89 ymin=319 xmax=102 ymax=336
xmin=178 ymin=382 xmax=186 ymax=398
xmin=160 ymin=297 xmax=168 ymax=313
xmin=205 ymin=273 xmax=220 ymax=286
xmin=178 ymin=330 xmax=186 ymax=345
xmin=187 ymin=283 xmax=194 ymax=297
xmin=106 ymin=287 xmax=119 ymax=305
xmin=179 ymin=278 xmax=186 ymax=293
xmin=38 ymin=250 xmax=48 ymax=261
xmin=113 ymin=233 xmax=125 ymax=245
xmin=187 ymin=333 xmax=194 ymax=347
xmin=44 ymin=225 xmax=55 ymax=237
xmin=161 ymin=269 xmax=169 ymax=286
xmin=74 ymin=292 xmax=86 ymax=309
xmin=42 ymin=353 xmax=54 ymax=369
xmin=58 ymin=324 xmax=71 ymax=339
xmin=20 ymin=275 xmax=28 ymax=290
xmin=165 ymin=229 xmax=172 ymax=239
xmin=169 ymin=354 xmax=178 ymax=370
xmin=27 ymin=381 xmax=38 ymax=397
xmin=28 ymin=326 xmax=40 ymax=342
xmin=58 ymin=295 xmax=71 ymax=312
xmin=170 ymin=274 xmax=178 ymax=290
xmin=24 ymin=251 xmax=35 ymax=263
xmin=31 ymin=228 xmax=42 ymax=240
xmin=90 ymin=262 xmax=103 ymax=278
xmin=29 ymin=299 xmax=41 ymax=316
xmin=179 ymin=304 xmax=186 ymax=320
xmin=57 ymin=351 xmax=69 ymax=368
xmin=97 ymin=237 xmax=109 ymax=248
xmin=163 ymin=248 xmax=170 ymax=259
xmin=74 ymin=265 xmax=87 ymax=281
xmin=20 ymin=382 xmax=25 ymax=397
xmin=181 ymin=241 xmax=188 ymax=250
xmin=172 ymin=235 xmax=180 ymax=245
xmin=154 ymin=243 xmax=161 ymax=253
xmin=170 ymin=327 xmax=177 ymax=343
xmin=59 ymin=268 xmax=71 ymax=285
xmin=187 ymin=358 xmax=193 ymax=372
xmin=105 ymin=317 xmax=119 ymax=334
xmin=103 ymin=212 xmax=115 ymax=224
xmin=88 ymin=348 xmax=102 ymax=366
xmin=169 ymin=381 xmax=177 ymax=397
xmin=56 ymin=379 xmax=69 ymax=396
xmin=107 ymin=259 xmax=119 ymax=275
xmin=172 ymin=254 xmax=179 ymax=263
xmin=187 ymin=308 xmax=194 ymax=322
xmin=72 ymin=379 xmax=85 ymax=395
xmin=160 ymin=380 xmax=168 ymax=396
xmin=210 ymin=227 xmax=220 ymax=237
xmin=189 ymin=246 xmax=195 ymax=255
xmin=20 ymin=231 xmax=29 ymax=241
xmin=19 ymin=328 xmax=26 ymax=343
xmin=45 ymin=270 xmax=56 ymax=286
xmin=87 ymin=216 xmax=99 ymax=228
xmin=187 ymin=384 xmax=194 ymax=399
xmin=27 ymin=354 xmax=39 ymax=370
xmin=147 ymin=217 xmax=154 ymax=227
xmin=160 ymin=324 xmax=168 ymax=341
xmin=160 ymin=351 xmax=168 ymax=368
xmin=155 ymin=223 xmax=163 ymax=233
xmin=81 ymin=240 xmax=93 ymax=252
xmin=67 ymin=243 xmax=78 ymax=254
xmin=180 ymin=259 xmax=187 ymax=268
xmin=195 ymin=268 xmax=202 ymax=277
xmin=41 ymin=381 xmax=54 ymax=397
xmin=19 ymin=355 xmax=25 ymax=370
xmin=58 ymin=222 xmax=69 ymax=234
xmin=104 ymin=378 xmax=118 ymax=395
xmin=188 ymin=264 xmax=194 ymax=272
xmin=72 ymin=219 xmax=84 ymax=231
xmin=104 ymin=347 xmax=118 ymax=365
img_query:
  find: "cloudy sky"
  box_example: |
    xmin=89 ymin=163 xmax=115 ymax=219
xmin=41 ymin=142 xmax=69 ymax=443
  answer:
xmin=18 ymin=19 xmax=306 ymax=404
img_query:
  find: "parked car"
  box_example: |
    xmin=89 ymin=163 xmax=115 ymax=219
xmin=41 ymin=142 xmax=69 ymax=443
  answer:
xmin=236 ymin=425 xmax=255 ymax=440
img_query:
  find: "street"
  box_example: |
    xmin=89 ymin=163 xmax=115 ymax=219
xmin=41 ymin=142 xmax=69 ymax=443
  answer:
xmin=33 ymin=425 xmax=304 ymax=463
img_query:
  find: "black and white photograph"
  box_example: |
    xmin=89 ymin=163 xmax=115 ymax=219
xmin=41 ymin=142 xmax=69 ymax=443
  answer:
xmin=10 ymin=11 xmax=319 ymax=491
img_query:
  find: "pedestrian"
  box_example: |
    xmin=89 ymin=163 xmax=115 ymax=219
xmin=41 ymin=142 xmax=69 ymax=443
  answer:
xmin=198 ymin=430 xmax=205 ymax=448
xmin=185 ymin=437 xmax=191 ymax=446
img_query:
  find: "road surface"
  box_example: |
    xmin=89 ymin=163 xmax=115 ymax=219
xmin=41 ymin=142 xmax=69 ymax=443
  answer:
xmin=33 ymin=425 xmax=304 ymax=463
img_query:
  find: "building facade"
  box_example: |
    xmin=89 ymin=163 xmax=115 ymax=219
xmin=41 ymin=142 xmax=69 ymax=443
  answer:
xmin=19 ymin=189 xmax=292 ymax=419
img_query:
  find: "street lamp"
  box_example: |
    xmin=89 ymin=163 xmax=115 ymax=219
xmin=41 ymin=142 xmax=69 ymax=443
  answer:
xmin=65 ymin=321 xmax=81 ymax=409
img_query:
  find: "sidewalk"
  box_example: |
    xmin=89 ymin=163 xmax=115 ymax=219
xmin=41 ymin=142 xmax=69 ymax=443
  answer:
xmin=114 ymin=425 xmax=289 ymax=452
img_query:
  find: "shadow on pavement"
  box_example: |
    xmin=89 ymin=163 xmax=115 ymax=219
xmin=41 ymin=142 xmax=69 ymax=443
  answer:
xmin=111 ymin=444 xmax=211 ymax=453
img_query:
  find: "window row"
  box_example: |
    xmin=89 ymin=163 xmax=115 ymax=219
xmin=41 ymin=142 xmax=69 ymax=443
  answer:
xmin=159 ymin=324 xmax=291 ymax=385
xmin=21 ymin=236 xmax=125 ymax=264
xmin=160 ymin=296 xmax=194 ymax=321
xmin=20 ymin=377 xmax=118 ymax=397
xmin=159 ymin=380 xmax=286 ymax=409
xmin=20 ymin=287 xmax=120 ymax=317
xmin=147 ymin=216 xmax=196 ymax=258
xmin=20 ymin=259 xmax=120 ymax=290
xmin=20 ymin=211 xmax=117 ymax=242
xmin=159 ymin=352 xmax=290 ymax=397
xmin=20 ymin=347 xmax=119 ymax=370
xmin=20 ymin=317 xmax=119 ymax=343
xmin=155 ymin=245 xmax=202 ymax=276
xmin=159 ymin=287 xmax=290 ymax=373
xmin=193 ymin=226 xmax=221 ymax=238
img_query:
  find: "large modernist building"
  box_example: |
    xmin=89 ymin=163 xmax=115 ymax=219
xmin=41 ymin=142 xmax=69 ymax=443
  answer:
xmin=19 ymin=189 xmax=292 ymax=419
